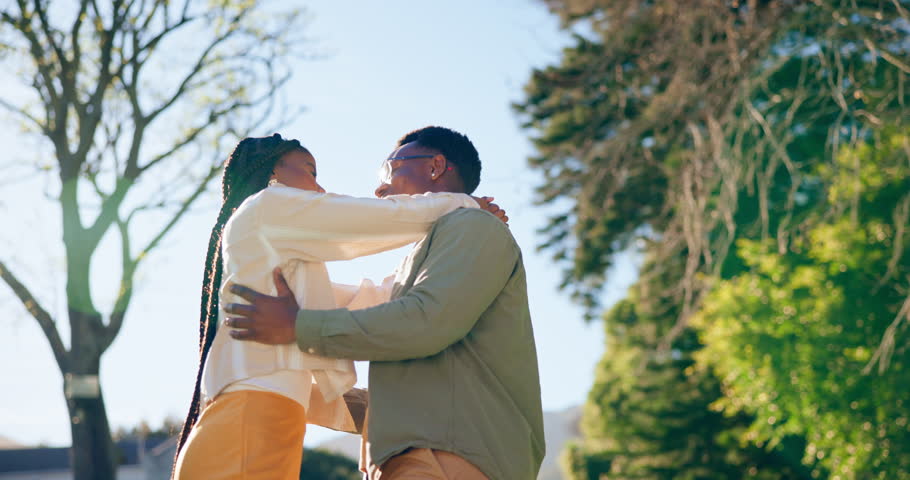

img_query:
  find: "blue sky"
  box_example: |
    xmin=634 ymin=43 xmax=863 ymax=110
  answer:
xmin=0 ymin=0 xmax=637 ymax=447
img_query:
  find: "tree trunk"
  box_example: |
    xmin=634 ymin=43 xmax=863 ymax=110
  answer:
xmin=66 ymin=369 xmax=117 ymax=480
xmin=65 ymin=308 xmax=116 ymax=480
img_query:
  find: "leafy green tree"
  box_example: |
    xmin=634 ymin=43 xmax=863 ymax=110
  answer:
xmin=518 ymin=0 xmax=910 ymax=477
xmin=694 ymin=130 xmax=910 ymax=479
xmin=0 ymin=1 xmax=305 ymax=478
xmin=565 ymin=260 xmax=813 ymax=480
xmin=519 ymin=0 xmax=909 ymax=316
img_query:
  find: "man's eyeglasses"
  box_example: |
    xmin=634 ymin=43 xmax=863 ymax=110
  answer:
xmin=377 ymin=155 xmax=436 ymax=184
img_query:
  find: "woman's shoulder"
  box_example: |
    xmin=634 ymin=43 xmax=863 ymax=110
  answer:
xmin=223 ymin=186 xmax=314 ymax=236
xmin=239 ymin=185 xmax=321 ymax=211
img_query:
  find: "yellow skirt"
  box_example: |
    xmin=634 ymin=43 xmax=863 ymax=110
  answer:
xmin=174 ymin=390 xmax=307 ymax=480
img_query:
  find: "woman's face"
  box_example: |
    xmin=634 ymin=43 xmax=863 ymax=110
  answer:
xmin=272 ymin=149 xmax=324 ymax=192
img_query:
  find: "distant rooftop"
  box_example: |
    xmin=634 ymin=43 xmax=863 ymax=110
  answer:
xmin=0 ymin=437 xmax=170 ymax=474
xmin=0 ymin=437 xmax=23 ymax=450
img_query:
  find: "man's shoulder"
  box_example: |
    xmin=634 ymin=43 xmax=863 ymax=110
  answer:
xmin=434 ymin=208 xmax=518 ymax=246
xmin=437 ymin=207 xmax=505 ymax=227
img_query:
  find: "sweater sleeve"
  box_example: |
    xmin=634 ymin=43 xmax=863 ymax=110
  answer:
xmin=255 ymin=187 xmax=479 ymax=262
xmin=331 ymin=275 xmax=395 ymax=310
xmin=295 ymin=209 xmax=517 ymax=361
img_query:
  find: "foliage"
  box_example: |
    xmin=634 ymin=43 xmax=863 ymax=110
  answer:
xmin=299 ymin=448 xmax=361 ymax=480
xmin=0 ymin=1 xmax=306 ymax=479
xmin=564 ymin=263 xmax=813 ymax=480
xmin=518 ymin=0 xmax=910 ymax=478
xmin=111 ymin=416 xmax=183 ymax=442
xmin=694 ymin=132 xmax=910 ymax=479
xmin=517 ymin=0 xmax=910 ymax=318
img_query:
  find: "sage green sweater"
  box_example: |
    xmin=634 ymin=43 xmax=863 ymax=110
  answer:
xmin=296 ymin=208 xmax=544 ymax=480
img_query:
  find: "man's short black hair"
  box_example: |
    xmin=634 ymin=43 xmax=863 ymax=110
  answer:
xmin=397 ymin=126 xmax=481 ymax=194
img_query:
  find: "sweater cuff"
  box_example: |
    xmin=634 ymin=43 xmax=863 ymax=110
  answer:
xmin=296 ymin=309 xmax=329 ymax=356
xmin=463 ymin=195 xmax=480 ymax=209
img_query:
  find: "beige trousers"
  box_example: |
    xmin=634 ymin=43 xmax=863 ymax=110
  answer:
xmin=369 ymin=448 xmax=490 ymax=480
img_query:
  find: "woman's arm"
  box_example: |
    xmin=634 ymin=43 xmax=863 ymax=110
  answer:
xmin=331 ymin=275 xmax=395 ymax=310
xmin=253 ymin=187 xmax=479 ymax=262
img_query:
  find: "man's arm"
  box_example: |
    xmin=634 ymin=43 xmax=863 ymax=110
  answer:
xmin=296 ymin=209 xmax=517 ymax=362
xmin=225 ymin=210 xmax=516 ymax=354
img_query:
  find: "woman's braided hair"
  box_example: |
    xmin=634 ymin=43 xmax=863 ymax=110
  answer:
xmin=175 ymin=133 xmax=309 ymax=458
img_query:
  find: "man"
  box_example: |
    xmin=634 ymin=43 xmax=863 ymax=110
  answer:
xmin=225 ymin=126 xmax=544 ymax=479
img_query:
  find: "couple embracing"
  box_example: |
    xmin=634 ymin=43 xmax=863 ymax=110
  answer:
xmin=172 ymin=126 xmax=544 ymax=480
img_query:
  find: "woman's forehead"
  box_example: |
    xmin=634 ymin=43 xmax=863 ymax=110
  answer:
xmin=281 ymin=149 xmax=316 ymax=168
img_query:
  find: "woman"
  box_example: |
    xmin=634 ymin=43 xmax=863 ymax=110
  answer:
xmin=173 ymin=134 xmax=494 ymax=479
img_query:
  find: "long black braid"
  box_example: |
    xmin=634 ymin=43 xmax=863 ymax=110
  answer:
xmin=174 ymin=133 xmax=309 ymax=464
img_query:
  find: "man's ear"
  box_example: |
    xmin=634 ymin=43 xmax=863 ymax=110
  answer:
xmin=430 ymin=154 xmax=448 ymax=181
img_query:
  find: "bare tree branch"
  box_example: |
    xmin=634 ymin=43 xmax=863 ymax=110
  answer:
xmin=0 ymin=259 xmax=68 ymax=369
xmin=107 ymin=9 xmax=195 ymax=85
xmin=865 ymin=284 xmax=910 ymax=375
xmin=101 ymin=216 xmax=136 ymax=352
xmin=863 ymin=37 xmax=910 ymax=75
xmin=137 ymin=165 xmax=221 ymax=261
xmin=73 ymin=0 xmax=127 ymax=163
xmin=103 ymin=163 xmax=221 ymax=348
xmin=143 ymin=13 xmax=248 ymax=123
xmin=0 ymin=97 xmax=47 ymax=133
xmin=80 ymin=6 xmax=261 ymax=248
xmin=139 ymin=70 xmax=290 ymax=174
xmin=68 ymin=0 xmax=91 ymax=74
xmin=878 ymin=193 xmax=910 ymax=289
xmin=4 ymin=4 xmax=65 ymax=153
xmin=31 ymin=0 xmax=67 ymax=77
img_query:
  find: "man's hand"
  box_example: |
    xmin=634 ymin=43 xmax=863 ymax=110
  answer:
xmin=472 ymin=196 xmax=509 ymax=225
xmin=223 ymin=268 xmax=299 ymax=345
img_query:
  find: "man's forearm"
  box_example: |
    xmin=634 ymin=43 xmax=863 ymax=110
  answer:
xmin=295 ymin=210 xmax=518 ymax=362
xmin=295 ymin=299 xmax=473 ymax=362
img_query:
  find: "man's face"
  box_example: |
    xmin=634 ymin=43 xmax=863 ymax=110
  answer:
xmin=374 ymin=142 xmax=438 ymax=198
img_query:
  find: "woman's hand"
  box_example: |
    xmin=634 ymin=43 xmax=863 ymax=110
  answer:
xmin=472 ymin=196 xmax=509 ymax=225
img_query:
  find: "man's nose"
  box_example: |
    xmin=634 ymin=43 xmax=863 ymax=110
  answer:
xmin=374 ymin=183 xmax=388 ymax=198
